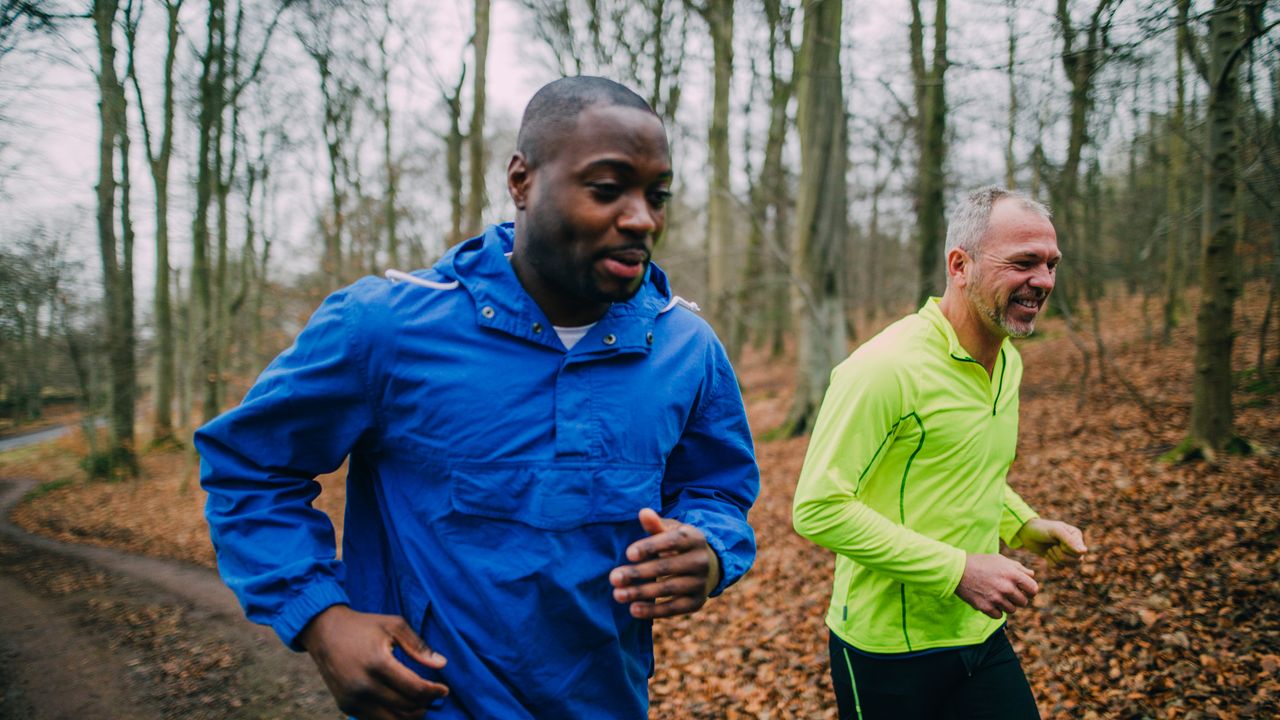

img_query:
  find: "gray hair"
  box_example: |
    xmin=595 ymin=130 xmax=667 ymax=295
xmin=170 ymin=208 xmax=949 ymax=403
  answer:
xmin=944 ymin=185 xmax=1052 ymax=258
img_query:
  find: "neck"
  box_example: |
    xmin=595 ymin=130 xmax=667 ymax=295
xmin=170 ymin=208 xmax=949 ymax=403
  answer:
xmin=509 ymin=242 xmax=610 ymax=327
xmin=938 ymin=287 xmax=1003 ymax=375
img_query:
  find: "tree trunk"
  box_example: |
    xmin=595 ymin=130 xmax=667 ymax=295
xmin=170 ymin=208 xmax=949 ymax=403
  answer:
xmin=465 ymin=0 xmax=490 ymax=237
xmin=785 ymin=0 xmax=847 ymax=436
xmin=1054 ymin=0 xmax=1114 ymax=311
xmin=1004 ymin=1 xmax=1017 ymax=189
xmin=1164 ymin=4 xmax=1189 ymax=345
xmin=700 ymin=0 xmax=734 ymax=332
xmin=444 ymin=68 xmax=466 ymax=247
xmin=213 ymin=47 xmax=239 ymax=410
xmin=192 ymin=0 xmax=225 ymax=422
xmin=379 ymin=1 xmax=398 ymax=268
xmin=318 ymin=54 xmax=344 ymax=283
xmin=93 ymin=0 xmax=137 ymax=474
xmin=1258 ymin=225 xmax=1279 ymax=376
xmin=127 ymin=0 xmax=181 ymax=442
xmin=748 ymin=0 xmax=793 ymax=358
xmin=912 ymin=0 xmax=947 ymax=305
xmin=1181 ymin=0 xmax=1248 ymax=458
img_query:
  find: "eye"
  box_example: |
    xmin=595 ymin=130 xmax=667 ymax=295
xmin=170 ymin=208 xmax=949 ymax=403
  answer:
xmin=589 ymin=182 xmax=622 ymax=200
xmin=649 ymin=189 xmax=672 ymax=208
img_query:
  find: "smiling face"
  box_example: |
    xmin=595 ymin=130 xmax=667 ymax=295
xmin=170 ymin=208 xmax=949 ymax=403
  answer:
xmin=960 ymin=198 xmax=1061 ymax=340
xmin=508 ymin=103 xmax=673 ymax=327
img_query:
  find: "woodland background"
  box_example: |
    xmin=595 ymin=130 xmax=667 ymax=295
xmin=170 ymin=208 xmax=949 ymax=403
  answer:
xmin=0 ymin=0 xmax=1277 ymax=717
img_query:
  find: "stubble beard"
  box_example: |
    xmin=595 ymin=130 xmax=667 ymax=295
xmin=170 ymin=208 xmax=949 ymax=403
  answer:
xmin=965 ymin=271 xmax=1037 ymax=339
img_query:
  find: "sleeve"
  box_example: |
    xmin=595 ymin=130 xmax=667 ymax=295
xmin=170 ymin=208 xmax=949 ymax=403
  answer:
xmin=660 ymin=336 xmax=760 ymax=597
xmin=792 ymin=353 xmax=967 ymax=599
xmin=194 ymin=283 xmax=379 ymax=650
xmin=999 ymin=484 xmax=1040 ymax=548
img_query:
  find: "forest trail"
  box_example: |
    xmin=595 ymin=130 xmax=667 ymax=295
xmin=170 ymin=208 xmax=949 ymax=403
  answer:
xmin=0 ymin=478 xmax=340 ymax=720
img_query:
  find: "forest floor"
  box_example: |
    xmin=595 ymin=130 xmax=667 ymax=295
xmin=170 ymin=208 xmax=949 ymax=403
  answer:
xmin=1 ymin=286 xmax=1278 ymax=719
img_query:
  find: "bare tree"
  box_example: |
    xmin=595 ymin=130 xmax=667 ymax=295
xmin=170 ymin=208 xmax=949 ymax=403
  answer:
xmin=1054 ymin=0 xmax=1120 ymax=303
xmin=126 ymin=0 xmax=183 ymax=445
xmin=191 ymin=0 xmax=284 ymax=420
xmin=93 ymin=0 xmax=137 ymax=474
xmin=689 ymin=0 xmax=735 ymax=332
xmin=464 ymin=0 xmax=489 ymax=237
xmin=740 ymin=0 xmax=796 ymax=358
xmin=518 ymin=0 xmax=688 ymax=123
xmin=297 ymin=4 xmax=357 ymax=285
xmin=1004 ymin=0 xmax=1018 ymax=189
xmin=375 ymin=0 xmax=398 ymax=267
xmin=784 ymin=0 xmax=847 ymax=436
xmin=911 ymin=0 xmax=947 ymax=304
xmin=1171 ymin=0 xmax=1271 ymax=459
xmin=0 ymin=225 xmax=73 ymax=424
xmin=1163 ymin=0 xmax=1193 ymax=345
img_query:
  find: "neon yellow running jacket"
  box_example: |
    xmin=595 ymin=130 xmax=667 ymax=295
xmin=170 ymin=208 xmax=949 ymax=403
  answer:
xmin=793 ymin=298 xmax=1038 ymax=653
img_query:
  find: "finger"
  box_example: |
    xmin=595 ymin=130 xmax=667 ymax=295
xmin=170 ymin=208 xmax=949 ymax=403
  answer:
xmin=367 ymin=627 xmax=449 ymax=707
xmin=1013 ymin=561 xmax=1036 ymax=578
xmin=1064 ymin=534 xmax=1088 ymax=555
xmin=1044 ymin=546 xmax=1062 ymax=567
xmin=611 ymin=550 xmax=706 ymax=587
xmin=389 ymin=622 xmax=447 ymax=670
xmin=613 ymin=574 xmax=705 ymax=604
xmin=629 ymin=594 xmax=706 ymax=619
xmin=370 ymin=657 xmax=451 ymax=707
xmin=996 ymin=585 xmax=1031 ymax=613
xmin=626 ymin=524 xmax=703 ymax=563
xmin=638 ymin=507 xmax=667 ymax=536
xmin=1012 ymin=572 xmax=1039 ymax=598
xmin=1054 ymin=548 xmax=1082 ymax=565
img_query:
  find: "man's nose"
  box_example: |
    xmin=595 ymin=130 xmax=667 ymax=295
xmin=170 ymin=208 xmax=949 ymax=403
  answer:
xmin=617 ymin=194 xmax=658 ymax=236
xmin=1029 ymin=265 xmax=1055 ymax=293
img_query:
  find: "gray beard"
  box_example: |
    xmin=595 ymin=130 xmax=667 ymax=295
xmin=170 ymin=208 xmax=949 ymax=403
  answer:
xmin=964 ymin=280 xmax=1036 ymax=339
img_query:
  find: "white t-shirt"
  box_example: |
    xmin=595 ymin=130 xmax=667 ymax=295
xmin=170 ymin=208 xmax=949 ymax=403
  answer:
xmin=554 ymin=323 xmax=596 ymax=350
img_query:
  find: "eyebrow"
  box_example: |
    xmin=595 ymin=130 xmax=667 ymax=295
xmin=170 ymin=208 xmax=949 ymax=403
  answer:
xmin=1009 ymin=250 xmax=1061 ymax=261
xmin=580 ymin=157 xmax=673 ymax=181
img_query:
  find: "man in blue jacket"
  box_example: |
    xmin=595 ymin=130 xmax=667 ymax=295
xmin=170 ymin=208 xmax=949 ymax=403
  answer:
xmin=195 ymin=76 xmax=760 ymax=719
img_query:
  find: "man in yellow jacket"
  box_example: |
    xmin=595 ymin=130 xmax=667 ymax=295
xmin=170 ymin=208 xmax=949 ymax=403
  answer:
xmin=793 ymin=186 xmax=1088 ymax=719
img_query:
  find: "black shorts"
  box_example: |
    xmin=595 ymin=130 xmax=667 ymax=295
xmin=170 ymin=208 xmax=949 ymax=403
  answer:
xmin=828 ymin=626 xmax=1041 ymax=720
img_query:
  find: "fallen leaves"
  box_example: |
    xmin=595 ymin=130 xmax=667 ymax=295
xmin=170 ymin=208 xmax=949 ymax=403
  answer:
xmin=5 ymin=287 xmax=1278 ymax=718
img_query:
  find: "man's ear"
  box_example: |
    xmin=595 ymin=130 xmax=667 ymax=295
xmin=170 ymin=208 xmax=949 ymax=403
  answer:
xmin=508 ymin=152 xmax=531 ymax=210
xmin=946 ymin=247 xmax=971 ymax=288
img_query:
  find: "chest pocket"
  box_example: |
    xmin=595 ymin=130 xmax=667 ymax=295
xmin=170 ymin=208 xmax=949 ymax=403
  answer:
xmin=450 ymin=461 xmax=663 ymax=530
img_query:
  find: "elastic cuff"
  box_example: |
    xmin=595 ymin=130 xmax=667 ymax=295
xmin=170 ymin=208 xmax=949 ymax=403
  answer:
xmin=702 ymin=531 xmax=732 ymax=597
xmin=1002 ymin=511 xmax=1041 ymax=549
xmin=275 ymin=579 xmax=350 ymax=651
xmin=938 ymin=546 xmax=969 ymax=600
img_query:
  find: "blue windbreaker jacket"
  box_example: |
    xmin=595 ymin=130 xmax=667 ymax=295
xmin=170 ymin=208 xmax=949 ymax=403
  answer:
xmin=196 ymin=223 xmax=760 ymax=718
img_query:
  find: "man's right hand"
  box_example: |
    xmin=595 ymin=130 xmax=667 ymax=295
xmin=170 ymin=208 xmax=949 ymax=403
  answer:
xmin=298 ymin=604 xmax=449 ymax=720
xmin=954 ymin=554 xmax=1039 ymax=619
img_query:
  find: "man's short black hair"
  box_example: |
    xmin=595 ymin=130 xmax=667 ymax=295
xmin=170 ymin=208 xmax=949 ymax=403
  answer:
xmin=516 ymin=76 xmax=659 ymax=167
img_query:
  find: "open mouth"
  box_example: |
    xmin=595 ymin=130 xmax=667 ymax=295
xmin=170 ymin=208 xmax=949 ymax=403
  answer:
xmin=598 ymin=248 xmax=649 ymax=280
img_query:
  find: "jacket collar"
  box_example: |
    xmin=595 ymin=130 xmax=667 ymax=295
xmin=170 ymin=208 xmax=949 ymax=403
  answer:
xmin=918 ymin=297 xmax=1010 ymax=364
xmin=434 ymin=223 xmax=672 ymax=354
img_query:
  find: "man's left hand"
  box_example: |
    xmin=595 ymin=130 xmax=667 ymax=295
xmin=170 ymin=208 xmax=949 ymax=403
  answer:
xmin=609 ymin=508 xmax=720 ymax=619
xmin=1016 ymin=518 xmax=1088 ymax=567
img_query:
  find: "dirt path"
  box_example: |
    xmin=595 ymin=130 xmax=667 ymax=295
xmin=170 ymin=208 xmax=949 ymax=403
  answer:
xmin=0 ymin=479 xmax=341 ymax=720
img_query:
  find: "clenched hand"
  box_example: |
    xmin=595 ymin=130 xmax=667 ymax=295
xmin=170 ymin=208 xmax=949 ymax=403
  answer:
xmin=609 ymin=508 xmax=720 ymax=619
xmin=298 ymin=604 xmax=449 ymax=720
